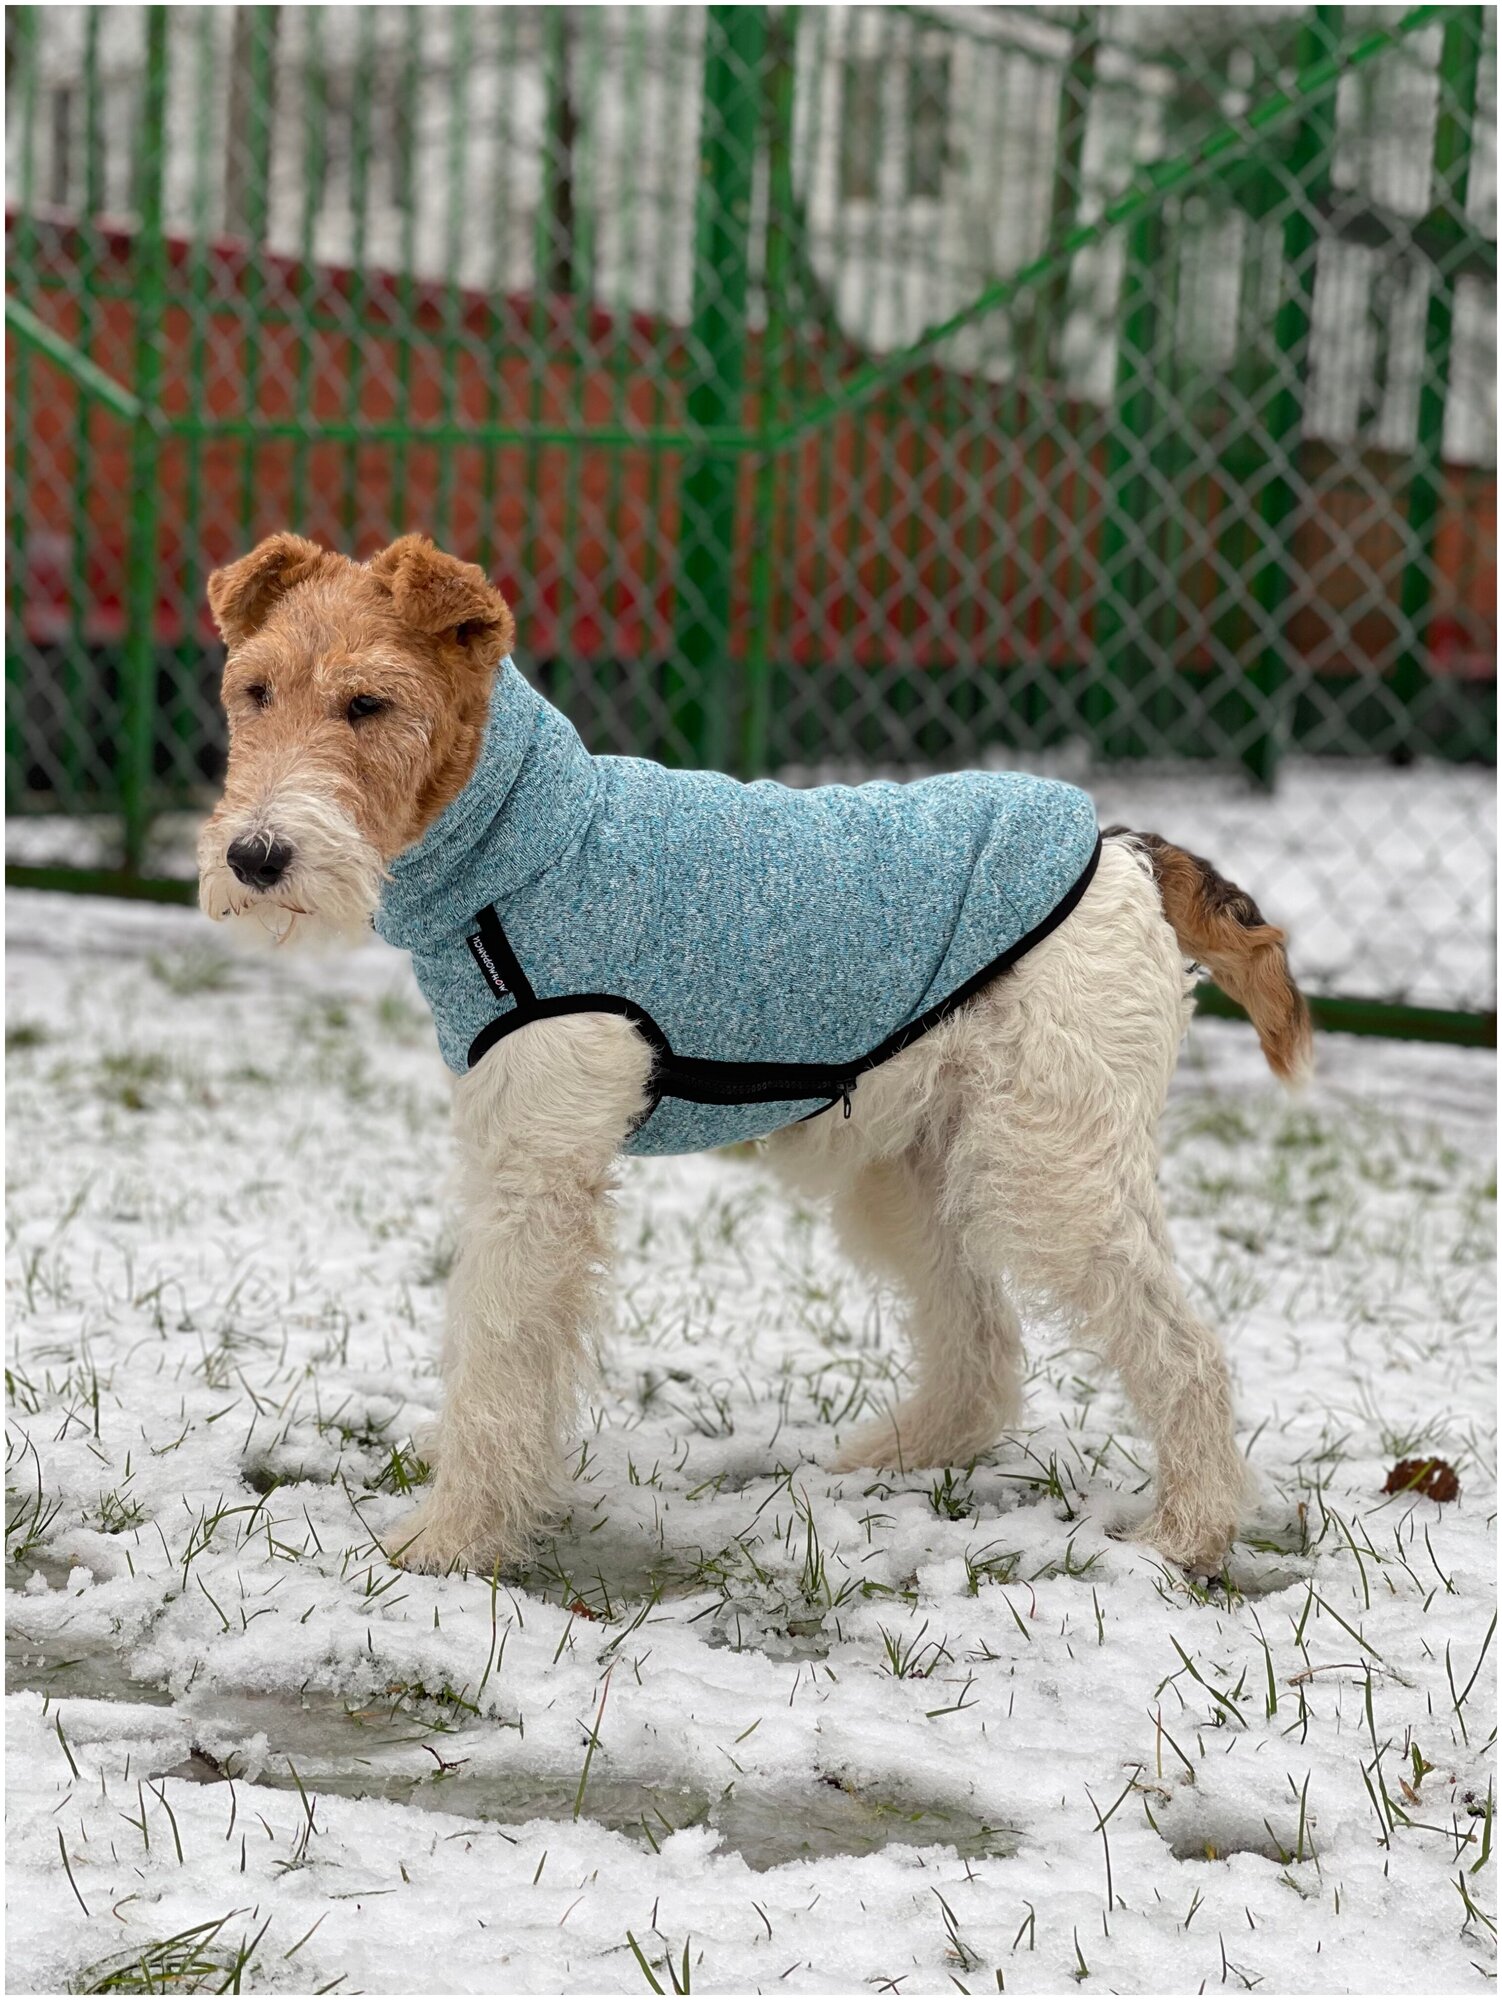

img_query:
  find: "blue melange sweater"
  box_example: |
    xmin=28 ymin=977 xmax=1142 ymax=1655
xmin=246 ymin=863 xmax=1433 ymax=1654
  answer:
xmin=376 ymin=661 xmax=1100 ymax=1156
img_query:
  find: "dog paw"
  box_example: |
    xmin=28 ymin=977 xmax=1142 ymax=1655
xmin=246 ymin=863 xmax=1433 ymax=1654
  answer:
xmin=383 ymin=1501 xmax=511 ymax=1575
xmin=831 ymin=1416 xmax=914 ymax=1474
xmin=832 ymin=1411 xmax=992 ymax=1475
xmin=409 ymin=1417 xmax=442 ymax=1467
xmin=1126 ymin=1508 xmax=1235 ymax=1578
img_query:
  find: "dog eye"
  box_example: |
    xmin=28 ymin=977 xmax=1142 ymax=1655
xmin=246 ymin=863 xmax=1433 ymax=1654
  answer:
xmin=346 ymin=694 xmax=388 ymax=723
xmin=245 ymin=683 xmax=271 ymax=709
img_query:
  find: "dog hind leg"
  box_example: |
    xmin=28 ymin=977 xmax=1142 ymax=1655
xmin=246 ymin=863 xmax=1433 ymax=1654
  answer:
xmin=944 ymin=840 xmax=1244 ymax=1571
xmin=830 ymin=1150 xmax=1026 ymax=1472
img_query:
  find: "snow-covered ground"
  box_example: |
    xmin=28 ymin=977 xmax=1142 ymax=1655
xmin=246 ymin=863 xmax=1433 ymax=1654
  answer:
xmin=6 ymin=890 xmax=1496 ymax=1997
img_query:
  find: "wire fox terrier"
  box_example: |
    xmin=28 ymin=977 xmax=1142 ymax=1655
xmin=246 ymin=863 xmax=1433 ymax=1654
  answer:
xmin=199 ymin=533 xmax=1312 ymax=1577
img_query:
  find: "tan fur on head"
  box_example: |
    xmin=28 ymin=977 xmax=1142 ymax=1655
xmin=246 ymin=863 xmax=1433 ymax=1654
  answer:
xmin=1109 ymin=827 xmax=1314 ymax=1085
xmin=367 ymin=535 xmax=516 ymax=667
xmin=207 ymin=533 xmax=345 ymax=649
xmin=199 ymin=532 xmax=514 ymax=946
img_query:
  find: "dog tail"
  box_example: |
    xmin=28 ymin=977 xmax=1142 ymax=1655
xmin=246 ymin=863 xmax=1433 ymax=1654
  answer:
xmin=1108 ymin=827 xmax=1314 ymax=1085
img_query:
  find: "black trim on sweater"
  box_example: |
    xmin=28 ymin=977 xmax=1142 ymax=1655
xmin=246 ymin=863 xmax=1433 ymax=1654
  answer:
xmin=466 ymin=904 xmax=536 ymax=1005
xmin=464 ymin=832 xmax=1103 ymax=1131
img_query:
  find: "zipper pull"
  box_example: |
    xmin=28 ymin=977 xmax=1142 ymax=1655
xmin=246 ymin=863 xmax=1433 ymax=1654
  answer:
xmin=841 ymin=1081 xmax=855 ymax=1120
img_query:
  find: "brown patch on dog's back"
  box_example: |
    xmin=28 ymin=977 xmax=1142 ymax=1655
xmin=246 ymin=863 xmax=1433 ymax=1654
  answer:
xmin=1110 ymin=826 xmax=1313 ymax=1083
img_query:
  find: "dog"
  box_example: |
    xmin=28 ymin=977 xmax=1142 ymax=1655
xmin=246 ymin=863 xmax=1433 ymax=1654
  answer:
xmin=198 ymin=532 xmax=1312 ymax=1577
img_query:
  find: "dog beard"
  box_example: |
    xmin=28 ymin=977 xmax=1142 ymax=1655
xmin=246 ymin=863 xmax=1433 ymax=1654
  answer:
xmin=197 ymin=788 xmax=387 ymax=949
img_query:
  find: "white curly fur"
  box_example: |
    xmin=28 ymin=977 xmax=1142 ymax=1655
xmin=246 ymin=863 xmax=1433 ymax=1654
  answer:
xmin=389 ymin=836 xmax=1246 ymax=1577
xmin=197 ymin=788 xmax=387 ymax=947
xmin=384 ymin=1012 xmax=654 ymax=1572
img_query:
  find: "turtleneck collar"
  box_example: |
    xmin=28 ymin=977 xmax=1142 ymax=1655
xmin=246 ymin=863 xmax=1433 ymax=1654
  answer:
xmin=375 ymin=659 xmax=600 ymax=955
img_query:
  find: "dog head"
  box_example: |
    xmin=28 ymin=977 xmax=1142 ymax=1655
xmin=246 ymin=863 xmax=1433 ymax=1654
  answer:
xmin=198 ymin=533 xmax=514 ymax=945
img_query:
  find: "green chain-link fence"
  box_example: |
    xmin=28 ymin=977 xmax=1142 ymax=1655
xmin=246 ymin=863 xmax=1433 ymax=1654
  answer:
xmin=6 ymin=5 xmax=1496 ymax=1034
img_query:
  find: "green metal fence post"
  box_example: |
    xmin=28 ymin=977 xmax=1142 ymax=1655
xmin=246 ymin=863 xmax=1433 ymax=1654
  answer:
xmin=236 ymin=8 xmax=278 ymax=549
xmin=742 ymin=5 xmax=796 ymax=778
xmin=521 ymin=8 xmax=571 ymax=683
xmin=669 ymin=4 xmax=766 ymax=770
xmin=1243 ymin=5 xmax=1342 ymax=789
xmin=1394 ymin=5 xmax=1484 ymax=713
xmin=293 ymin=10 xmax=330 ymax=534
xmin=122 ymin=7 xmax=169 ymax=873
xmin=174 ymin=6 xmax=217 ymax=797
xmin=5 ymin=7 xmax=40 ymax=815
xmin=63 ymin=6 xmax=105 ymax=802
xmin=438 ymin=5 xmax=474 ymax=554
xmin=342 ymin=11 xmax=373 ymax=547
xmin=1089 ymin=203 xmax=1165 ymax=756
xmin=1035 ymin=9 xmax=1098 ymax=381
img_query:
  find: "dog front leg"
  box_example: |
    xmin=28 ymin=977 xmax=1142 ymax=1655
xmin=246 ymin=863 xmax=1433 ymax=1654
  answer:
xmin=386 ymin=1013 xmax=653 ymax=1573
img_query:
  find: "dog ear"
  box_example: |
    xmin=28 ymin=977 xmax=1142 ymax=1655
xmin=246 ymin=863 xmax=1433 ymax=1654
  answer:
xmin=368 ymin=535 xmax=516 ymax=670
xmin=208 ymin=534 xmax=336 ymax=648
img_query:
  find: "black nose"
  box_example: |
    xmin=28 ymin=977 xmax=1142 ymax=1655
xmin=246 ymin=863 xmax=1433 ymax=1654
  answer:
xmin=226 ymin=833 xmax=294 ymax=890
